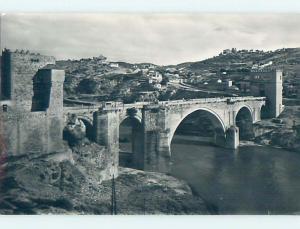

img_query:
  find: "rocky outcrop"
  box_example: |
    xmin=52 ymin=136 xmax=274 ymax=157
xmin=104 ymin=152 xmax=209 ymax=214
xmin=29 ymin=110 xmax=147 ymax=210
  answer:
xmin=253 ymin=106 xmax=300 ymax=152
xmin=0 ymin=141 xmax=209 ymax=214
xmin=255 ymin=128 xmax=300 ymax=152
xmin=63 ymin=114 xmax=87 ymax=146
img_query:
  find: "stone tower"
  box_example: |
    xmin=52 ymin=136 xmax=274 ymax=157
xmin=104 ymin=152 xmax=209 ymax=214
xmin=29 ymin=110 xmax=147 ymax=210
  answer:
xmin=31 ymin=68 xmax=66 ymax=153
xmin=0 ymin=49 xmax=55 ymax=111
xmin=31 ymin=68 xmax=65 ymax=114
xmin=0 ymin=49 xmax=65 ymax=155
xmin=265 ymin=69 xmax=283 ymax=117
xmin=250 ymin=69 xmax=283 ymax=118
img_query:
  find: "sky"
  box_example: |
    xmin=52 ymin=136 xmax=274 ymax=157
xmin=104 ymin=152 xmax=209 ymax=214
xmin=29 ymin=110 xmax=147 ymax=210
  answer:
xmin=1 ymin=13 xmax=300 ymax=65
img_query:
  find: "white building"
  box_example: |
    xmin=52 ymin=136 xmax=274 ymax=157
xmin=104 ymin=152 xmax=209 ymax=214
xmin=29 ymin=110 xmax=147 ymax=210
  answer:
xmin=109 ymin=63 xmax=119 ymax=68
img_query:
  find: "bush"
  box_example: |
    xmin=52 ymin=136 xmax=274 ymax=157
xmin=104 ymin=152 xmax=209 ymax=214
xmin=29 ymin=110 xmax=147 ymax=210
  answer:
xmin=76 ymin=79 xmax=98 ymax=94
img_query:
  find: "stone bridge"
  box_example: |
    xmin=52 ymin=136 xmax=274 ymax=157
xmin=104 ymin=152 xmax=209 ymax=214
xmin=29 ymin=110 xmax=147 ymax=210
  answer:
xmin=64 ymin=96 xmax=266 ymax=174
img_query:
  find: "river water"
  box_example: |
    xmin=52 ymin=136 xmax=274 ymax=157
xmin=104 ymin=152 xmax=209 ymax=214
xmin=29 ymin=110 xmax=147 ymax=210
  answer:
xmin=170 ymin=135 xmax=300 ymax=214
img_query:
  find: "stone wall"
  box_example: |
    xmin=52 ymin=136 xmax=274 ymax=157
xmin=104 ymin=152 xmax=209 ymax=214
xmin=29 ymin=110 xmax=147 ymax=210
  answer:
xmin=1 ymin=106 xmax=64 ymax=156
xmin=0 ymin=110 xmax=61 ymax=155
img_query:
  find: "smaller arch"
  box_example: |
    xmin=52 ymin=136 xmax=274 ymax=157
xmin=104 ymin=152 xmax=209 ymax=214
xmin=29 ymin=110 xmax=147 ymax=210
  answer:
xmin=235 ymin=106 xmax=254 ymax=140
xmin=76 ymin=115 xmax=93 ymax=125
xmin=77 ymin=117 xmax=94 ymax=141
xmin=260 ymin=104 xmax=269 ymax=119
xmin=234 ymin=105 xmax=253 ymax=121
xmin=119 ymin=116 xmax=144 ymax=169
xmin=119 ymin=114 xmax=142 ymax=125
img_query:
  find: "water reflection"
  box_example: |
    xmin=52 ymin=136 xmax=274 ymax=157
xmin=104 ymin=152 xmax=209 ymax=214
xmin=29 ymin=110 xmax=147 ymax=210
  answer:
xmin=170 ymin=135 xmax=300 ymax=214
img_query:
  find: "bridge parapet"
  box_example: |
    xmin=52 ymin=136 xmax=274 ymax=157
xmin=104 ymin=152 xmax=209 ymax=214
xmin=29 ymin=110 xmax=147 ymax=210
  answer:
xmin=158 ymin=96 xmax=265 ymax=106
xmin=64 ymin=105 xmax=98 ymax=113
xmin=97 ymin=96 xmax=266 ymax=111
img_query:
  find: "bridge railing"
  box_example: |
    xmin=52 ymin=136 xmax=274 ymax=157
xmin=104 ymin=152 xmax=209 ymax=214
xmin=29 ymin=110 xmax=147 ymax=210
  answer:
xmin=100 ymin=96 xmax=266 ymax=110
xmin=64 ymin=96 xmax=266 ymax=112
xmin=156 ymin=96 xmax=265 ymax=106
xmin=63 ymin=104 xmax=99 ymax=113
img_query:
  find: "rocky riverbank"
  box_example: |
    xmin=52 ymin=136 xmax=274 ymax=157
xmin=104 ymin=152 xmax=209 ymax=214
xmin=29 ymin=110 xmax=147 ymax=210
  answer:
xmin=0 ymin=140 xmax=209 ymax=215
xmin=253 ymin=105 xmax=300 ymax=152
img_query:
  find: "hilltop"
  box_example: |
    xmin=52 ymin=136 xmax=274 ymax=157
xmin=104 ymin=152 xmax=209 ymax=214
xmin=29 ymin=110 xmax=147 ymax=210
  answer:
xmin=178 ymin=48 xmax=300 ymax=78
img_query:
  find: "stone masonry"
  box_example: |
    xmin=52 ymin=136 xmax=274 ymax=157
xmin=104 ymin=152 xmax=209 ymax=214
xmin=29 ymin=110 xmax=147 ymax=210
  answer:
xmin=0 ymin=49 xmax=64 ymax=156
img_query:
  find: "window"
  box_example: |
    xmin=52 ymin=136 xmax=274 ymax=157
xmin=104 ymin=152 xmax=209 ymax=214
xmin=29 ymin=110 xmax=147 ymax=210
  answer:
xmin=2 ymin=104 xmax=8 ymax=112
xmin=30 ymin=58 xmax=40 ymax=63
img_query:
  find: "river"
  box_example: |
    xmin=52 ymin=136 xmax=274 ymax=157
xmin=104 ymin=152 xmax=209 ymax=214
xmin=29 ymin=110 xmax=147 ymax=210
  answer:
xmin=170 ymin=135 xmax=300 ymax=214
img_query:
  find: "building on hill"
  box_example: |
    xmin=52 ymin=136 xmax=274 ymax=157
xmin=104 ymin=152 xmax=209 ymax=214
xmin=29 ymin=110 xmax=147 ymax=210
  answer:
xmin=236 ymin=80 xmax=251 ymax=94
xmin=0 ymin=49 xmax=65 ymax=155
xmin=147 ymin=70 xmax=162 ymax=83
xmin=222 ymin=49 xmax=232 ymax=55
xmin=109 ymin=63 xmax=119 ymax=68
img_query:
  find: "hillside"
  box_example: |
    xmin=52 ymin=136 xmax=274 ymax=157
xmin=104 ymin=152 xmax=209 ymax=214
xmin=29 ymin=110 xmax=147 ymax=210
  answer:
xmin=57 ymin=47 xmax=300 ymax=104
xmin=178 ymin=48 xmax=300 ymax=72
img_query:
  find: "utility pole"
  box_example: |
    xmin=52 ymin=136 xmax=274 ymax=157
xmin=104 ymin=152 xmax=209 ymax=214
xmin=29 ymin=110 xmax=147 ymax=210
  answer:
xmin=111 ymin=175 xmax=117 ymax=215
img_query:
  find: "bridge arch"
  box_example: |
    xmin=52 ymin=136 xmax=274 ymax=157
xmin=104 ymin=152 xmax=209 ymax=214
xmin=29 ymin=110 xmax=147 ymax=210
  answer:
xmin=235 ymin=106 xmax=254 ymax=140
xmin=169 ymin=107 xmax=226 ymax=146
xmin=119 ymin=114 xmax=142 ymax=125
xmin=119 ymin=115 xmax=144 ymax=169
xmin=235 ymin=104 xmax=253 ymax=118
xmin=77 ymin=116 xmax=94 ymax=141
xmin=260 ymin=104 xmax=269 ymax=119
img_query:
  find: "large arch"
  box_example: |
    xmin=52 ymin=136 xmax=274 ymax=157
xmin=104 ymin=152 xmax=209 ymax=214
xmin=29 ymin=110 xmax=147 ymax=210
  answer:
xmin=119 ymin=116 xmax=144 ymax=169
xmin=170 ymin=108 xmax=226 ymax=152
xmin=235 ymin=106 xmax=253 ymax=140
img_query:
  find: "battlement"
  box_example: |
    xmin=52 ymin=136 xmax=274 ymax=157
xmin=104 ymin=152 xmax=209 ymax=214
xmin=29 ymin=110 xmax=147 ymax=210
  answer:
xmin=3 ymin=48 xmax=55 ymax=60
xmin=2 ymin=49 xmax=55 ymax=67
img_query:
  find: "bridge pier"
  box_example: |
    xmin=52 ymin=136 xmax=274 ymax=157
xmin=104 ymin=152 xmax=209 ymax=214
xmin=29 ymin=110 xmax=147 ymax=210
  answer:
xmin=93 ymin=109 xmax=119 ymax=177
xmin=141 ymin=106 xmax=173 ymax=173
xmin=131 ymin=119 xmax=144 ymax=170
xmin=225 ymin=126 xmax=239 ymax=149
xmin=143 ymin=129 xmax=171 ymax=173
